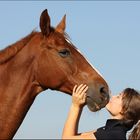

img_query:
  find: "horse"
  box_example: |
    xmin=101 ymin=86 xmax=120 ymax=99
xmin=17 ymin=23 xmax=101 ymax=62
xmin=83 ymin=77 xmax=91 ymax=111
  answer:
xmin=0 ymin=9 xmax=109 ymax=139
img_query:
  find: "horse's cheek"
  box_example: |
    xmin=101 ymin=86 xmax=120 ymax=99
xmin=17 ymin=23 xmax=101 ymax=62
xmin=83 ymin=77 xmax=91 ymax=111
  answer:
xmin=35 ymin=55 xmax=50 ymax=86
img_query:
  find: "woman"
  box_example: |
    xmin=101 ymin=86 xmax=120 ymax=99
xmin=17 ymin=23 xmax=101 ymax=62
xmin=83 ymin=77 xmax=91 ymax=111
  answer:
xmin=62 ymin=84 xmax=140 ymax=139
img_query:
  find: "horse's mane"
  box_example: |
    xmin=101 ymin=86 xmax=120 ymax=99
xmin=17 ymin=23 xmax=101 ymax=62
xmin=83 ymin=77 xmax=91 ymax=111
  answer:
xmin=0 ymin=31 xmax=37 ymax=64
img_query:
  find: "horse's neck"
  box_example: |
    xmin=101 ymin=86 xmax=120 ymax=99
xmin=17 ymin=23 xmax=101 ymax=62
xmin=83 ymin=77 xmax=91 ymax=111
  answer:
xmin=0 ymin=51 xmax=42 ymax=139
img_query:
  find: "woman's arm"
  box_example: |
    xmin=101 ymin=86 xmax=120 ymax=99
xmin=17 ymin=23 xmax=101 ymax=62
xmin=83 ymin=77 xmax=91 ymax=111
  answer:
xmin=62 ymin=84 xmax=96 ymax=139
xmin=62 ymin=104 xmax=82 ymax=138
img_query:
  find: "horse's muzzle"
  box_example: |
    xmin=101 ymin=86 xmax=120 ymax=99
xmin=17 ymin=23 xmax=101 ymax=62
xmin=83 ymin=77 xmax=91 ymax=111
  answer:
xmin=86 ymin=85 xmax=110 ymax=112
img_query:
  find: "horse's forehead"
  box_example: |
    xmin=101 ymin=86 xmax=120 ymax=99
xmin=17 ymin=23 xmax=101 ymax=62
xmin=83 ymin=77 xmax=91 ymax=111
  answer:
xmin=47 ymin=33 xmax=67 ymax=46
xmin=50 ymin=32 xmax=64 ymax=40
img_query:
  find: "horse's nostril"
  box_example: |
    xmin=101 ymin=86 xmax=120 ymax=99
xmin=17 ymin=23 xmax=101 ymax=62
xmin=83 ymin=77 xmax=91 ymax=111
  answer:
xmin=100 ymin=87 xmax=105 ymax=93
xmin=100 ymin=87 xmax=109 ymax=100
xmin=100 ymin=87 xmax=106 ymax=94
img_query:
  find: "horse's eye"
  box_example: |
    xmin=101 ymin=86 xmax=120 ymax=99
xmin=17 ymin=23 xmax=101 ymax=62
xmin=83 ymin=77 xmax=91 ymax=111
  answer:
xmin=59 ymin=49 xmax=70 ymax=58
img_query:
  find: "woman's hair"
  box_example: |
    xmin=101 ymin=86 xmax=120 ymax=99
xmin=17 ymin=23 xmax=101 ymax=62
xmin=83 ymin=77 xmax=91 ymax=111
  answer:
xmin=121 ymin=88 xmax=140 ymax=140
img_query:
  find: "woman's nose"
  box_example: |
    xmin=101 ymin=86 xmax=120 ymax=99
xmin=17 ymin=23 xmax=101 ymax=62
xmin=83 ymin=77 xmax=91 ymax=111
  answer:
xmin=109 ymin=90 xmax=112 ymax=97
xmin=110 ymin=95 xmax=116 ymax=100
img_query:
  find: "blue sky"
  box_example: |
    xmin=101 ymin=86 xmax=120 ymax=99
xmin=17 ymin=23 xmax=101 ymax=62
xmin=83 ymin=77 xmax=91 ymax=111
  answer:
xmin=0 ymin=1 xmax=140 ymax=139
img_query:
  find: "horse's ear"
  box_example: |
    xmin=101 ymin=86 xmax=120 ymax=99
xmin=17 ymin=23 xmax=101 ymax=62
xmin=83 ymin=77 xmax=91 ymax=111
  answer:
xmin=40 ymin=9 xmax=51 ymax=36
xmin=55 ymin=15 xmax=66 ymax=34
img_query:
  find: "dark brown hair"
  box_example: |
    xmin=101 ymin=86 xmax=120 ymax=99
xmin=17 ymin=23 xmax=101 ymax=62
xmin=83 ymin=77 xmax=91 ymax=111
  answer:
xmin=121 ymin=88 xmax=140 ymax=139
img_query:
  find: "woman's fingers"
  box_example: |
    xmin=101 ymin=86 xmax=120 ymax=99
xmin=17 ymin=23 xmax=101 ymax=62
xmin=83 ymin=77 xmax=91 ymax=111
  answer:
xmin=72 ymin=84 xmax=88 ymax=98
xmin=80 ymin=86 xmax=88 ymax=100
xmin=80 ymin=86 xmax=88 ymax=96
xmin=72 ymin=84 xmax=88 ymax=107
xmin=75 ymin=84 xmax=87 ymax=95
xmin=75 ymin=84 xmax=85 ymax=93
xmin=73 ymin=84 xmax=88 ymax=95
xmin=73 ymin=85 xmax=78 ymax=94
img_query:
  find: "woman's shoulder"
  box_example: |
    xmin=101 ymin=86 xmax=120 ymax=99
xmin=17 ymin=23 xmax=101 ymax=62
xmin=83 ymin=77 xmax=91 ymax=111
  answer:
xmin=94 ymin=126 xmax=126 ymax=140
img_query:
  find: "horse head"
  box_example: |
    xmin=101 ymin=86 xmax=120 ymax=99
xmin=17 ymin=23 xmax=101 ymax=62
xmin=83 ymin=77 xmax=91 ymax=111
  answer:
xmin=33 ymin=9 xmax=109 ymax=112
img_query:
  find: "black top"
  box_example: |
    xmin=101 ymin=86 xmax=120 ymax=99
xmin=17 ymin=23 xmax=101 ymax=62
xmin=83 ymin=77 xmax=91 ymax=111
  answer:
xmin=94 ymin=119 xmax=130 ymax=140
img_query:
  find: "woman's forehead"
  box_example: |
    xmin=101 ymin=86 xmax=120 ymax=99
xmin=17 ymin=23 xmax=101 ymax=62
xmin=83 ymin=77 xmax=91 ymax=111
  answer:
xmin=116 ymin=92 xmax=124 ymax=99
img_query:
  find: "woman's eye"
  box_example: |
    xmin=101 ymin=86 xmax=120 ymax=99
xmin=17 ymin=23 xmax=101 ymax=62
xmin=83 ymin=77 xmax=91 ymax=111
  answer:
xmin=59 ymin=49 xmax=70 ymax=58
xmin=116 ymin=95 xmax=120 ymax=98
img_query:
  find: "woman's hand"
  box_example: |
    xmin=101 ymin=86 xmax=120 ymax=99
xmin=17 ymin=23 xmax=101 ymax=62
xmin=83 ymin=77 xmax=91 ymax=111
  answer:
xmin=72 ymin=84 xmax=88 ymax=108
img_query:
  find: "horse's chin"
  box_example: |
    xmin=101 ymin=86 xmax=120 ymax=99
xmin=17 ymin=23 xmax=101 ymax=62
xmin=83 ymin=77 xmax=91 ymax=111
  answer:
xmin=87 ymin=105 xmax=100 ymax=112
xmin=86 ymin=97 xmax=107 ymax=112
xmin=86 ymin=97 xmax=100 ymax=112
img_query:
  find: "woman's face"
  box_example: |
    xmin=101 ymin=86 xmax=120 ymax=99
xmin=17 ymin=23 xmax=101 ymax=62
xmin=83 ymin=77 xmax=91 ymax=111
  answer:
xmin=106 ymin=93 xmax=123 ymax=118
